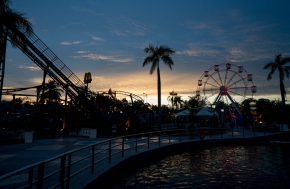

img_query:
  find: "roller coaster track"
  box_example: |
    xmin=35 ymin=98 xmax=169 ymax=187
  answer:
xmin=96 ymin=90 xmax=144 ymax=103
xmin=2 ymin=85 xmax=40 ymax=94
xmin=4 ymin=29 xmax=110 ymax=120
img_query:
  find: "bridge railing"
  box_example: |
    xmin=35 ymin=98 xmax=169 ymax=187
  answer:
xmin=0 ymin=127 xmax=285 ymax=189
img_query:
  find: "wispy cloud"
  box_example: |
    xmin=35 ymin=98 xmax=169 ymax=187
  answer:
xmin=108 ymin=15 xmax=150 ymax=36
xmin=92 ymin=36 xmax=104 ymax=41
xmin=60 ymin=41 xmax=82 ymax=45
xmin=73 ymin=53 xmax=133 ymax=63
xmin=228 ymin=47 xmax=246 ymax=56
xmin=19 ymin=65 xmax=41 ymax=71
xmin=176 ymin=43 xmax=221 ymax=57
xmin=76 ymin=51 xmax=90 ymax=54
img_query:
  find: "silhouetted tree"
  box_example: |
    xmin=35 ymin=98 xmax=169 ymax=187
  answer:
xmin=0 ymin=0 xmax=34 ymax=103
xmin=143 ymin=44 xmax=175 ymax=128
xmin=41 ymin=80 xmax=63 ymax=104
xmin=173 ymin=95 xmax=183 ymax=110
xmin=263 ymin=53 xmax=290 ymax=124
xmin=167 ymin=90 xmax=177 ymax=110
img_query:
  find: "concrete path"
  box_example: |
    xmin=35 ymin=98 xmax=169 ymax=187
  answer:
xmin=0 ymin=126 xmax=288 ymax=188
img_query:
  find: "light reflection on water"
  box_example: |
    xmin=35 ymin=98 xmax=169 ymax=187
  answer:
xmin=114 ymin=145 xmax=290 ymax=188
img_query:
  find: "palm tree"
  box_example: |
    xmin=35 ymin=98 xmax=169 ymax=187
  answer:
xmin=173 ymin=95 xmax=183 ymax=110
xmin=143 ymin=44 xmax=175 ymax=127
xmin=167 ymin=90 xmax=177 ymax=110
xmin=0 ymin=0 xmax=33 ymax=103
xmin=263 ymin=53 xmax=290 ymax=124
xmin=41 ymin=80 xmax=63 ymax=104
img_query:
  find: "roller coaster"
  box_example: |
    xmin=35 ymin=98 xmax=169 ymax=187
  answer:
xmin=0 ymin=27 xmax=144 ymax=125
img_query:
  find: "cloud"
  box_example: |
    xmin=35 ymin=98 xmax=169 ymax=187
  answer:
xmin=176 ymin=43 xmax=221 ymax=57
xmin=72 ymin=52 xmax=134 ymax=63
xmin=60 ymin=41 xmax=82 ymax=45
xmin=76 ymin=51 xmax=90 ymax=54
xmin=19 ymin=65 xmax=41 ymax=71
xmin=108 ymin=15 xmax=150 ymax=36
xmin=92 ymin=36 xmax=104 ymax=41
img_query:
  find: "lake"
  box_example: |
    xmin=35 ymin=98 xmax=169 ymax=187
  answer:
xmin=114 ymin=144 xmax=290 ymax=188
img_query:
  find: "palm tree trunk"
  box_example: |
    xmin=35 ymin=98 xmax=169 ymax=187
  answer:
xmin=0 ymin=33 xmax=7 ymax=104
xmin=157 ymin=66 xmax=161 ymax=130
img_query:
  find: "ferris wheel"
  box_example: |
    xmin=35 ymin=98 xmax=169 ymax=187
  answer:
xmin=196 ymin=63 xmax=257 ymax=115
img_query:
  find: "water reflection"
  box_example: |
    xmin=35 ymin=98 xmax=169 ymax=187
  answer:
xmin=114 ymin=145 xmax=290 ymax=188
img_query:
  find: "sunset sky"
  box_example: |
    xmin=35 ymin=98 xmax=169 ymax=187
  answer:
xmin=3 ymin=0 xmax=290 ymax=105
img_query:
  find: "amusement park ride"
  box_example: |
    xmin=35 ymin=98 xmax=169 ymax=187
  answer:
xmin=196 ymin=63 xmax=257 ymax=116
xmin=1 ymin=22 xmax=257 ymax=128
xmin=0 ymin=25 xmax=144 ymax=126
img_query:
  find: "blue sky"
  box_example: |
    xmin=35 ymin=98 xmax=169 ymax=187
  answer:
xmin=3 ymin=0 xmax=290 ymax=105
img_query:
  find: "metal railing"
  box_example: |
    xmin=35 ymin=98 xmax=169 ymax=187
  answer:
xmin=0 ymin=126 xmax=285 ymax=189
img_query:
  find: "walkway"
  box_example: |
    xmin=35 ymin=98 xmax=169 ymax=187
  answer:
xmin=0 ymin=126 xmax=289 ymax=188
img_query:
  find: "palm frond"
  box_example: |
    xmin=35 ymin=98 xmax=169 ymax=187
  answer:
xmin=263 ymin=62 xmax=275 ymax=69
xmin=149 ymin=59 xmax=158 ymax=74
xmin=161 ymin=55 xmax=174 ymax=70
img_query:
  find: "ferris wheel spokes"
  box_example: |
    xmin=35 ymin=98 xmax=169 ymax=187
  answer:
xmin=226 ymin=70 xmax=239 ymax=86
xmin=217 ymin=69 xmax=223 ymax=86
xmin=197 ymin=63 xmax=257 ymax=115
xmin=203 ymin=71 xmax=221 ymax=87
xmin=203 ymin=81 xmax=219 ymax=89
xmin=228 ymin=86 xmax=251 ymax=90
xmin=228 ymin=90 xmax=248 ymax=99
xmin=204 ymin=90 xmax=220 ymax=99
xmin=223 ymin=68 xmax=229 ymax=86
xmin=227 ymin=77 xmax=246 ymax=88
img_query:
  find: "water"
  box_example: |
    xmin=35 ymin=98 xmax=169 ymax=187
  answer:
xmin=114 ymin=144 xmax=290 ymax=188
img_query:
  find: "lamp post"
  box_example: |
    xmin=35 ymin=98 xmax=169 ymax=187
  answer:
xmin=84 ymin=72 xmax=92 ymax=95
xmin=221 ymin=108 xmax=224 ymax=127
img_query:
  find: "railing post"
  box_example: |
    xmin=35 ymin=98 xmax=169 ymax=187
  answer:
xmin=37 ymin=162 xmax=45 ymax=189
xmin=91 ymin=146 xmax=95 ymax=174
xmin=59 ymin=155 xmax=66 ymax=189
xmin=232 ymin=128 xmax=234 ymax=138
xmin=28 ymin=167 xmax=33 ymax=189
xmin=159 ymin=133 xmax=161 ymax=146
xmin=108 ymin=140 xmax=111 ymax=163
xmin=220 ymin=130 xmax=222 ymax=138
xmin=135 ymin=136 xmax=138 ymax=152
xmin=169 ymin=133 xmax=171 ymax=143
xmin=66 ymin=153 xmax=72 ymax=189
xmin=210 ymin=130 xmax=211 ymax=139
xmin=122 ymin=137 xmax=125 ymax=156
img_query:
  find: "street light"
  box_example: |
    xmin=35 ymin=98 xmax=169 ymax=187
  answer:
xmin=84 ymin=72 xmax=92 ymax=95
